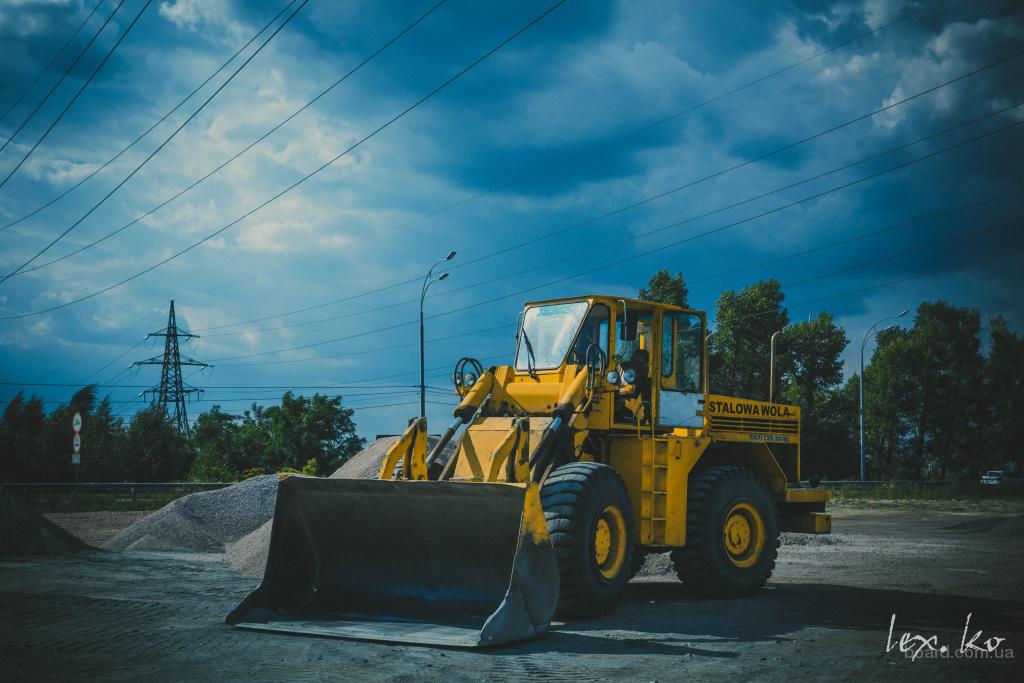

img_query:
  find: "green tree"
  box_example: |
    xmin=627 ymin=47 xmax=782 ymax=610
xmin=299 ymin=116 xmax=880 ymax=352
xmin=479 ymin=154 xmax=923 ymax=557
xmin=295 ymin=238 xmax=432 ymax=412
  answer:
xmin=124 ymin=406 xmax=191 ymax=481
xmin=639 ymin=270 xmax=689 ymax=308
xmin=710 ymin=280 xmax=789 ymax=400
xmin=984 ymin=315 xmax=1023 ymax=474
xmin=911 ymin=302 xmax=984 ymax=479
xmin=860 ymin=329 xmax=915 ymax=478
xmin=186 ymin=394 xmax=365 ymax=481
xmin=860 ymin=302 xmax=986 ymax=480
xmin=189 ymin=406 xmax=241 ymax=481
xmin=261 ymin=392 xmax=363 ymax=474
xmin=80 ymin=396 xmax=127 ymax=481
xmin=779 ymin=312 xmax=850 ymax=478
xmin=0 ymin=392 xmax=47 ymax=481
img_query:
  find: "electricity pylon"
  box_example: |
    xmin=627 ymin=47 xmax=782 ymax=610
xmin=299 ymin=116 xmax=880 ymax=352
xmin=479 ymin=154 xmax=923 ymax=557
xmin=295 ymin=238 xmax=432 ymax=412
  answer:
xmin=132 ymin=300 xmax=210 ymax=434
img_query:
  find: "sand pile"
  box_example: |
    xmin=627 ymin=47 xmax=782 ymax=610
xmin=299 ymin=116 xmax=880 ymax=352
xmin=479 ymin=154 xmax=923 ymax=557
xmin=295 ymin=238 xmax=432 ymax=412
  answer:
xmin=0 ymin=487 xmax=93 ymax=557
xmin=226 ymin=436 xmax=455 ymax=576
xmin=108 ymin=475 xmax=279 ymax=553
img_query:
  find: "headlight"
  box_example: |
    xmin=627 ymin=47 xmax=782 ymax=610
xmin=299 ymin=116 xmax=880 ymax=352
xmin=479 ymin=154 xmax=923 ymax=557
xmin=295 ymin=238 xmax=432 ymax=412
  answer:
xmin=606 ymin=370 xmax=619 ymax=385
xmin=622 ymin=368 xmax=636 ymax=384
xmin=463 ymin=372 xmax=477 ymax=387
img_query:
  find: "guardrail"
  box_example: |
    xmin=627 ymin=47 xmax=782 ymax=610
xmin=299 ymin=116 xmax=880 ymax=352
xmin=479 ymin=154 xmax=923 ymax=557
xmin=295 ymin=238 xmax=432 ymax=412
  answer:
xmin=803 ymin=480 xmax=966 ymax=488
xmin=1 ymin=482 xmax=234 ymax=494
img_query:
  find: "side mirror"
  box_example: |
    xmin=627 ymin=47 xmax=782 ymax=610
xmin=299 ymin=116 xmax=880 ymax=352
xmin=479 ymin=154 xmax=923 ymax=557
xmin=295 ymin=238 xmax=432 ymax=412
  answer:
xmin=619 ymin=309 xmax=638 ymax=341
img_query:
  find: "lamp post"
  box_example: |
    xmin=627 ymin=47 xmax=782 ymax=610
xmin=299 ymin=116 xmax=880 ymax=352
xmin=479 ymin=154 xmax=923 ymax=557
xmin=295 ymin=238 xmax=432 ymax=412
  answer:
xmin=859 ymin=309 xmax=908 ymax=481
xmin=769 ymin=330 xmax=783 ymax=403
xmin=420 ymin=251 xmax=456 ymax=417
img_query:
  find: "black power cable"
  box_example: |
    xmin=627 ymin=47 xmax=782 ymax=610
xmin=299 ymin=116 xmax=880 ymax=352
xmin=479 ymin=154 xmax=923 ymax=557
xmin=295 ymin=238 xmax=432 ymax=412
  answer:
xmin=203 ymin=103 xmax=1024 ymax=342
xmin=0 ymin=0 xmax=106 ymax=127
xmin=0 ymin=0 xmax=303 ymax=234
xmin=0 ymin=0 xmax=308 ymax=280
xmin=205 ymin=118 xmax=1024 ymax=363
xmin=198 ymin=0 xmax=950 ymax=297
xmin=0 ymin=0 xmax=568 ymax=318
xmin=0 ymin=0 xmax=151 ymax=188
xmin=188 ymin=53 xmax=1024 ymax=335
xmin=0 ymin=0 xmax=126 ymax=156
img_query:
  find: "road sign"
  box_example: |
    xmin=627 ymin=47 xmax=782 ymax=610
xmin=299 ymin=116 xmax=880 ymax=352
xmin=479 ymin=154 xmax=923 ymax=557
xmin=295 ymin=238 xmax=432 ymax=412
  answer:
xmin=71 ymin=453 xmax=80 ymax=465
xmin=73 ymin=435 xmax=81 ymax=453
xmin=72 ymin=412 xmax=82 ymax=433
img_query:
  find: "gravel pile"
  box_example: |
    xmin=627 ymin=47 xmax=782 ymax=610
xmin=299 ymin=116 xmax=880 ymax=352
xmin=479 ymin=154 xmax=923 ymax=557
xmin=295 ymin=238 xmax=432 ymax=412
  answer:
xmin=226 ymin=436 xmax=456 ymax=576
xmin=0 ymin=487 xmax=93 ymax=557
xmin=108 ymin=475 xmax=279 ymax=553
xmin=329 ymin=435 xmax=403 ymax=479
xmin=780 ymin=532 xmax=845 ymax=546
xmin=635 ymin=552 xmax=674 ymax=577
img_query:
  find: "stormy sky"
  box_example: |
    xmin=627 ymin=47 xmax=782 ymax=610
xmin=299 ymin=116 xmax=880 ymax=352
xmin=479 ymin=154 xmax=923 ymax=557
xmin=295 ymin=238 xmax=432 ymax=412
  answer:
xmin=1 ymin=0 xmax=1022 ymax=439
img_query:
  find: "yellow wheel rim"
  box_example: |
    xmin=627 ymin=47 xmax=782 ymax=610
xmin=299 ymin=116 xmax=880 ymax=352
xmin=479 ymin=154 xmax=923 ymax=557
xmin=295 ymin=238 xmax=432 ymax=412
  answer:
xmin=594 ymin=503 xmax=627 ymax=581
xmin=722 ymin=501 xmax=765 ymax=569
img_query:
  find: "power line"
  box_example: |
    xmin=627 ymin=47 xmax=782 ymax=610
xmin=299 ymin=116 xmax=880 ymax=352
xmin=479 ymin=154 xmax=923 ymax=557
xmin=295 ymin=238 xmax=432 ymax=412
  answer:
xmin=0 ymin=0 xmax=568 ymax=318
xmin=207 ymin=188 xmax=1020 ymax=368
xmin=191 ymin=55 xmax=1024 ymax=335
xmin=0 ymin=0 xmax=307 ymax=280
xmin=0 ymin=0 xmax=302 ymax=234
xmin=198 ymin=0 xmax=949 ymax=296
xmin=203 ymin=112 xmax=1024 ymax=362
xmin=205 ymin=104 xmax=1022 ymax=342
xmin=0 ymin=381 xmax=442 ymax=390
xmin=213 ymin=322 xmax=513 ymax=366
xmin=0 ymin=0 xmax=449 ymax=253
xmin=779 ymin=217 xmax=1022 ymax=290
xmin=207 ymin=221 xmax=1024 ymax=374
xmin=0 ymin=0 xmax=152 ymax=188
xmin=727 ymin=243 xmax=1024 ymax=326
xmin=0 ymin=0 xmax=126 ymax=156
xmin=0 ymin=0 xmax=105 ymax=127
xmin=687 ymin=189 xmax=1024 ymax=286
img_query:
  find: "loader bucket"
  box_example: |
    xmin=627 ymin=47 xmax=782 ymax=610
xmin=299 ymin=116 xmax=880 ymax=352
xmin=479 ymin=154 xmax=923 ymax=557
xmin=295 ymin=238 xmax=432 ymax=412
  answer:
xmin=225 ymin=476 xmax=558 ymax=648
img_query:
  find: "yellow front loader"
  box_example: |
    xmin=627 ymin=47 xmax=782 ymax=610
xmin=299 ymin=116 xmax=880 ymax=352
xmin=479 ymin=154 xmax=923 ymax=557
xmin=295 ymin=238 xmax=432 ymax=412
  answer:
xmin=227 ymin=295 xmax=830 ymax=647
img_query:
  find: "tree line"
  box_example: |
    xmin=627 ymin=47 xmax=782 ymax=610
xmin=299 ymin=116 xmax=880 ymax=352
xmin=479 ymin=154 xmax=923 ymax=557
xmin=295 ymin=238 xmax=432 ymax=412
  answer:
xmin=639 ymin=269 xmax=1024 ymax=479
xmin=0 ymin=388 xmax=364 ymax=482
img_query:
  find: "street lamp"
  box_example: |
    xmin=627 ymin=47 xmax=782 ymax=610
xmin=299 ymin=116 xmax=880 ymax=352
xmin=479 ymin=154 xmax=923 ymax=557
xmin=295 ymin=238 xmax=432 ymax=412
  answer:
xmin=769 ymin=329 xmax=783 ymax=403
xmin=420 ymin=251 xmax=456 ymax=417
xmin=859 ymin=309 xmax=909 ymax=481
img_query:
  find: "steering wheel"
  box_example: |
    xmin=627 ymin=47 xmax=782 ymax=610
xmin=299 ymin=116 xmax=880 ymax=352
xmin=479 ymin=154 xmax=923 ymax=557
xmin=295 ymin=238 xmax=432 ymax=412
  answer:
xmin=452 ymin=357 xmax=485 ymax=395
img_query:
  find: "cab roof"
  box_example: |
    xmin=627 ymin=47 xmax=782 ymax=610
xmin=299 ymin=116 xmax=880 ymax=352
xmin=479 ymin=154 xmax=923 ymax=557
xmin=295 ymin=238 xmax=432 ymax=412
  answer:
xmin=522 ymin=294 xmax=703 ymax=316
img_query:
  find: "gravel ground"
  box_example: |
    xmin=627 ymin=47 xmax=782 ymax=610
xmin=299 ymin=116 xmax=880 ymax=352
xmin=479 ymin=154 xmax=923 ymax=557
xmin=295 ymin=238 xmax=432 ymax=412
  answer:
xmin=3 ymin=503 xmax=1022 ymax=681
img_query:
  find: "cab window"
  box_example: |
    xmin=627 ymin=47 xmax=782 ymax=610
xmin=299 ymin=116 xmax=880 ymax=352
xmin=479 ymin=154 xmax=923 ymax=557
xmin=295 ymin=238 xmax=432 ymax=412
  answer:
xmin=569 ymin=304 xmax=610 ymax=366
xmin=663 ymin=313 xmax=702 ymax=393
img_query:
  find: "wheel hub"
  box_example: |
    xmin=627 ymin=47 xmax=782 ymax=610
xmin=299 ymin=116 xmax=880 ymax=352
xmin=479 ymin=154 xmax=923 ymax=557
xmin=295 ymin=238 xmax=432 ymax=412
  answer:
xmin=722 ymin=502 xmax=765 ymax=568
xmin=593 ymin=504 xmax=627 ymax=581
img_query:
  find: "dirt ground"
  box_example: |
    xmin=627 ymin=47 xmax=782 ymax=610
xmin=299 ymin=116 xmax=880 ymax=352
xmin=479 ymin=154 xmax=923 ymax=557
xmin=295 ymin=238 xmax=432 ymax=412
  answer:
xmin=43 ymin=511 xmax=149 ymax=548
xmin=2 ymin=503 xmax=1022 ymax=681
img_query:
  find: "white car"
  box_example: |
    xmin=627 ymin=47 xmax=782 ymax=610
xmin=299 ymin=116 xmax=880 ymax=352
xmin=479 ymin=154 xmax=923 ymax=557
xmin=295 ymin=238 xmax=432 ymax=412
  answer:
xmin=981 ymin=470 xmax=1003 ymax=485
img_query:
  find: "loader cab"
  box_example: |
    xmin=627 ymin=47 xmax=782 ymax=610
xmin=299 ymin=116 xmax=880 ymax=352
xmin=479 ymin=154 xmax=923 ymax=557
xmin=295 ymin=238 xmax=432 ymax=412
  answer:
xmin=513 ymin=296 xmax=707 ymax=433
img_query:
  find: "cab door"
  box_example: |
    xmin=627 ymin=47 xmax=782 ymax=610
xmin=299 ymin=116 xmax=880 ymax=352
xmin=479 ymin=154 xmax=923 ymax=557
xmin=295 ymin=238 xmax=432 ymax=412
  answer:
xmin=657 ymin=312 xmax=704 ymax=428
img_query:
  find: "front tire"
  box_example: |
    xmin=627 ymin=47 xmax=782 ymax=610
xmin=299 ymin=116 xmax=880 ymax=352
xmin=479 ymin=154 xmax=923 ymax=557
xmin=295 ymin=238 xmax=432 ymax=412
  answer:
xmin=541 ymin=462 xmax=634 ymax=618
xmin=670 ymin=465 xmax=779 ymax=597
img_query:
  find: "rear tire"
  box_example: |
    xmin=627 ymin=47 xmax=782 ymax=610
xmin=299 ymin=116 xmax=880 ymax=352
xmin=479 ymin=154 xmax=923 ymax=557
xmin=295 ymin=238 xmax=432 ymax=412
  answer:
xmin=670 ymin=465 xmax=779 ymax=597
xmin=541 ymin=461 xmax=634 ymax=618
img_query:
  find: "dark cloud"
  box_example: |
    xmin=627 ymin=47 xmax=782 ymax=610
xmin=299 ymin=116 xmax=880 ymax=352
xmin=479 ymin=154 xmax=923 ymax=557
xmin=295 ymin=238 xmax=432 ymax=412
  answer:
xmin=0 ymin=0 xmax=1021 ymax=438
